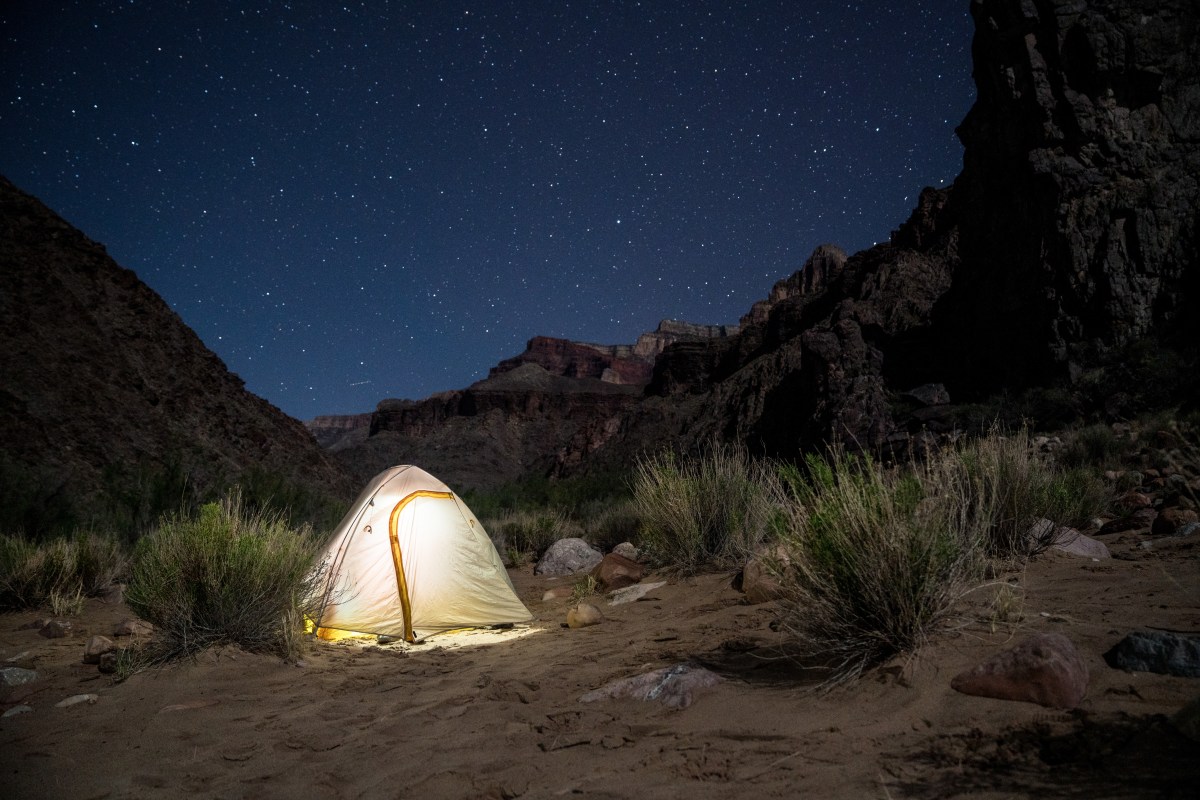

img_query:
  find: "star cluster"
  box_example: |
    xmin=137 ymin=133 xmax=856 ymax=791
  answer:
xmin=1 ymin=1 xmax=974 ymax=419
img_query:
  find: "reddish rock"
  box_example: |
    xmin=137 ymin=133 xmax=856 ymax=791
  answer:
xmin=1119 ymin=491 xmax=1154 ymax=510
xmin=1153 ymin=508 xmax=1199 ymax=537
xmin=83 ymin=636 xmax=116 ymax=664
xmin=739 ymin=546 xmax=790 ymax=604
xmin=951 ymin=633 xmax=1089 ymax=709
xmin=38 ymin=620 xmax=72 ymax=639
xmin=113 ymin=618 xmax=153 ymax=637
xmin=590 ymin=553 xmax=645 ymax=591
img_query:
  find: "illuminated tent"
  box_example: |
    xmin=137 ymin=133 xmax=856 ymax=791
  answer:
xmin=310 ymin=465 xmax=531 ymax=642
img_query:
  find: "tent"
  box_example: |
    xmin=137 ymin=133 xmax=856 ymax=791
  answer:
xmin=310 ymin=465 xmax=531 ymax=642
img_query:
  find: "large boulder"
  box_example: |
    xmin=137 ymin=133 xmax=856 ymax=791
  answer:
xmin=534 ymin=537 xmax=603 ymax=576
xmin=951 ymin=633 xmax=1089 ymax=708
xmin=1104 ymin=631 xmax=1200 ymax=677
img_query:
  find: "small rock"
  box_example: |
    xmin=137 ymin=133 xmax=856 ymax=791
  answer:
xmin=534 ymin=538 xmax=603 ymax=577
xmin=0 ymin=667 xmax=39 ymax=687
xmin=38 ymin=620 xmax=72 ymax=639
xmin=612 ymin=542 xmax=640 ymax=561
xmin=113 ymin=618 xmax=154 ymax=637
xmin=98 ymin=583 xmax=125 ymax=604
xmin=1174 ymin=521 xmax=1200 ymax=539
xmin=1104 ymin=631 xmax=1200 ymax=678
xmin=97 ymin=651 xmax=119 ymax=674
xmin=739 ymin=545 xmax=790 ymax=603
xmin=541 ymin=585 xmax=574 ymax=601
xmin=1049 ymin=528 xmax=1111 ymax=560
xmin=1 ymin=705 xmax=33 ymax=718
xmin=566 ymin=603 xmax=604 ymax=629
xmin=4 ymin=651 xmax=31 ymax=663
xmin=580 ymin=664 xmax=723 ymax=709
xmin=1118 ymin=491 xmax=1154 ymax=510
xmin=18 ymin=618 xmax=51 ymax=631
xmin=590 ymin=552 xmax=644 ymax=591
xmin=608 ymin=581 xmax=666 ymax=606
xmin=54 ymin=693 xmax=99 ymax=708
xmin=83 ymin=636 xmax=116 ymax=665
xmin=1152 ymin=508 xmax=1199 ymax=537
xmin=951 ymin=633 xmax=1089 ymax=709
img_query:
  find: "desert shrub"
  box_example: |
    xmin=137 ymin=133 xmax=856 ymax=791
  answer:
xmin=485 ymin=509 xmax=582 ymax=564
xmin=955 ymin=427 xmax=1109 ymax=557
xmin=0 ymin=530 xmax=126 ymax=611
xmin=125 ymin=491 xmax=321 ymax=660
xmin=1056 ymin=423 xmax=1125 ymax=470
xmin=632 ymin=442 xmax=778 ymax=574
xmin=770 ymin=446 xmax=985 ymax=686
xmin=579 ymin=498 xmax=641 ymax=553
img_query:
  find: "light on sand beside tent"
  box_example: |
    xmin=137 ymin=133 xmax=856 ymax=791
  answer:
xmin=308 ymin=465 xmax=532 ymax=643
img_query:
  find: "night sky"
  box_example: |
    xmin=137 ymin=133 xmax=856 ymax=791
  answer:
xmin=1 ymin=1 xmax=975 ymax=421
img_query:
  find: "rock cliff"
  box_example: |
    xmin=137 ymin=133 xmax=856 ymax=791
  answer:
xmin=0 ymin=176 xmax=350 ymax=532
xmin=328 ymin=0 xmax=1200 ymax=487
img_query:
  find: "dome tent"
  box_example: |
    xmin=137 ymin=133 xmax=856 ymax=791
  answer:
xmin=310 ymin=465 xmax=531 ymax=642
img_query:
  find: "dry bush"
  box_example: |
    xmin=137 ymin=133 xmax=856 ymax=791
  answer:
xmin=632 ymin=441 xmax=778 ymax=574
xmin=125 ymin=491 xmax=320 ymax=661
xmin=0 ymin=530 xmax=126 ymax=611
xmin=770 ymin=446 xmax=986 ymax=686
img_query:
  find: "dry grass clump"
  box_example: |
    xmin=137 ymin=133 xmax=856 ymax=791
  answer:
xmin=486 ymin=509 xmax=582 ymax=565
xmin=631 ymin=441 xmax=778 ymax=574
xmin=955 ymin=426 xmax=1109 ymax=557
xmin=770 ymin=447 xmax=986 ymax=685
xmin=0 ymin=530 xmax=126 ymax=611
xmin=125 ymin=491 xmax=320 ymax=661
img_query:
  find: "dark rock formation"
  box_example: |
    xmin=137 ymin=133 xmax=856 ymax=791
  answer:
xmin=330 ymin=0 xmax=1199 ymax=487
xmin=0 ymin=175 xmax=350 ymax=533
xmin=305 ymin=413 xmax=373 ymax=449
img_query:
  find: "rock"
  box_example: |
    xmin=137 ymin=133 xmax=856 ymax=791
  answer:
xmin=38 ymin=620 xmax=72 ymax=639
xmin=83 ymin=635 xmax=116 ymax=664
xmin=98 ymin=583 xmax=125 ymax=604
xmin=1152 ymin=508 xmax=1199 ymax=537
xmin=0 ymin=667 xmax=39 ymax=687
xmin=1049 ymin=528 xmax=1111 ymax=560
xmin=18 ymin=618 xmax=51 ymax=631
xmin=1175 ymin=522 xmax=1200 ymax=539
xmin=113 ymin=618 xmax=154 ymax=637
xmin=54 ymin=693 xmax=99 ymax=708
xmin=1 ymin=705 xmax=33 ymax=718
xmin=1104 ymin=631 xmax=1200 ymax=678
xmin=1173 ymin=695 xmax=1200 ymax=744
xmin=98 ymin=651 xmax=119 ymax=674
xmin=541 ymin=586 xmax=574 ymax=602
xmin=608 ymin=581 xmax=667 ymax=606
xmin=589 ymin=552 xmax=644 ymax=591
xmin=566 ymin=603 xmax=604 ymax=629
xmin=1118 ymin=491 xmax=1154 ymax=510
xmin=580 ymin=664 xmax=723 ymax=709
xmin=611 ymin=542 xmax=639 ymax=561
xmin=739 ymin=545 xmax=789 ymax=603
xmin=902 ymin=383 xmax=951 ymax=407
xmin=4 ymin=651 xmax=31 ymax=663
xmin=951 ymin=633 xmax=1089 ymax=709
xmin=534 ymin=538 xmax=603 ymax=577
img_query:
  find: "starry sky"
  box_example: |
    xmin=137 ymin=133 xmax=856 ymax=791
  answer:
xmin=1 ymin=1 xmax=975 ymax=421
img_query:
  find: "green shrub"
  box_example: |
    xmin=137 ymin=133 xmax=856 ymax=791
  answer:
xmin=0 ymin=530 xmax=126 ymax=611
xmin=955 ymin=427 xmax=1109 ymax=557
xmin=125 ymin=491 xmax=320 ymax=660
xmin=579 ymin=498 xmax=641 ymax=553
xmin=770 ymin=446 xmax=985 ymax=686
xmin=1056 ymin=423 xmax=1125 ymax=470
xmin=632 ymin=442 xmax=777 ymax=574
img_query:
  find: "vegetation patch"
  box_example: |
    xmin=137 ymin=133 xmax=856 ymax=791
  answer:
xmin=0 ymin=529 xmax=126 ymax=611
xmin=125 ymin=491 xmax=321 ymax=661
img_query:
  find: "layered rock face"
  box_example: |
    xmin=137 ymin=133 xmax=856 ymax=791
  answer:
xmin=489 ymin=321 xmax=739 ymax=387
xmin=941 ymin=0 xmax=1200 ymax=392
xmin=332 ymin=0 xmax=1199 ymax=484
xmin=306 ymin=413 xmax=373 ymax=448
xmin=0 ymin=176 xmax=350 ymax=529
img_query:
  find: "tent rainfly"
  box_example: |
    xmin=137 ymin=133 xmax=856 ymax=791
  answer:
xmin=310 ymin=465 xmax=531 ymax=642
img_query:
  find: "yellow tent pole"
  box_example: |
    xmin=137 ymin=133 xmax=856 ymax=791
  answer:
xmin=388 ymin=490 xmax=452 ymax=642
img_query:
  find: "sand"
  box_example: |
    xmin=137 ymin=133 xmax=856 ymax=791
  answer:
xmin=2 ymin=532 xmax=1198 ymax=799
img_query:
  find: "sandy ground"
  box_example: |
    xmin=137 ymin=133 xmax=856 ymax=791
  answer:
xmin=2 ymin=532 xmax=1198 ymax=799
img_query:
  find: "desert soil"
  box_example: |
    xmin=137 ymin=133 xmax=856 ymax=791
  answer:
xmin=2 ymin=532 xmax=1198 ymax=799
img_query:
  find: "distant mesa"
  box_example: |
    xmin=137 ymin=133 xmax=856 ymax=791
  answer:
xmin=488 ymin=319 xmax=740 ymax=387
